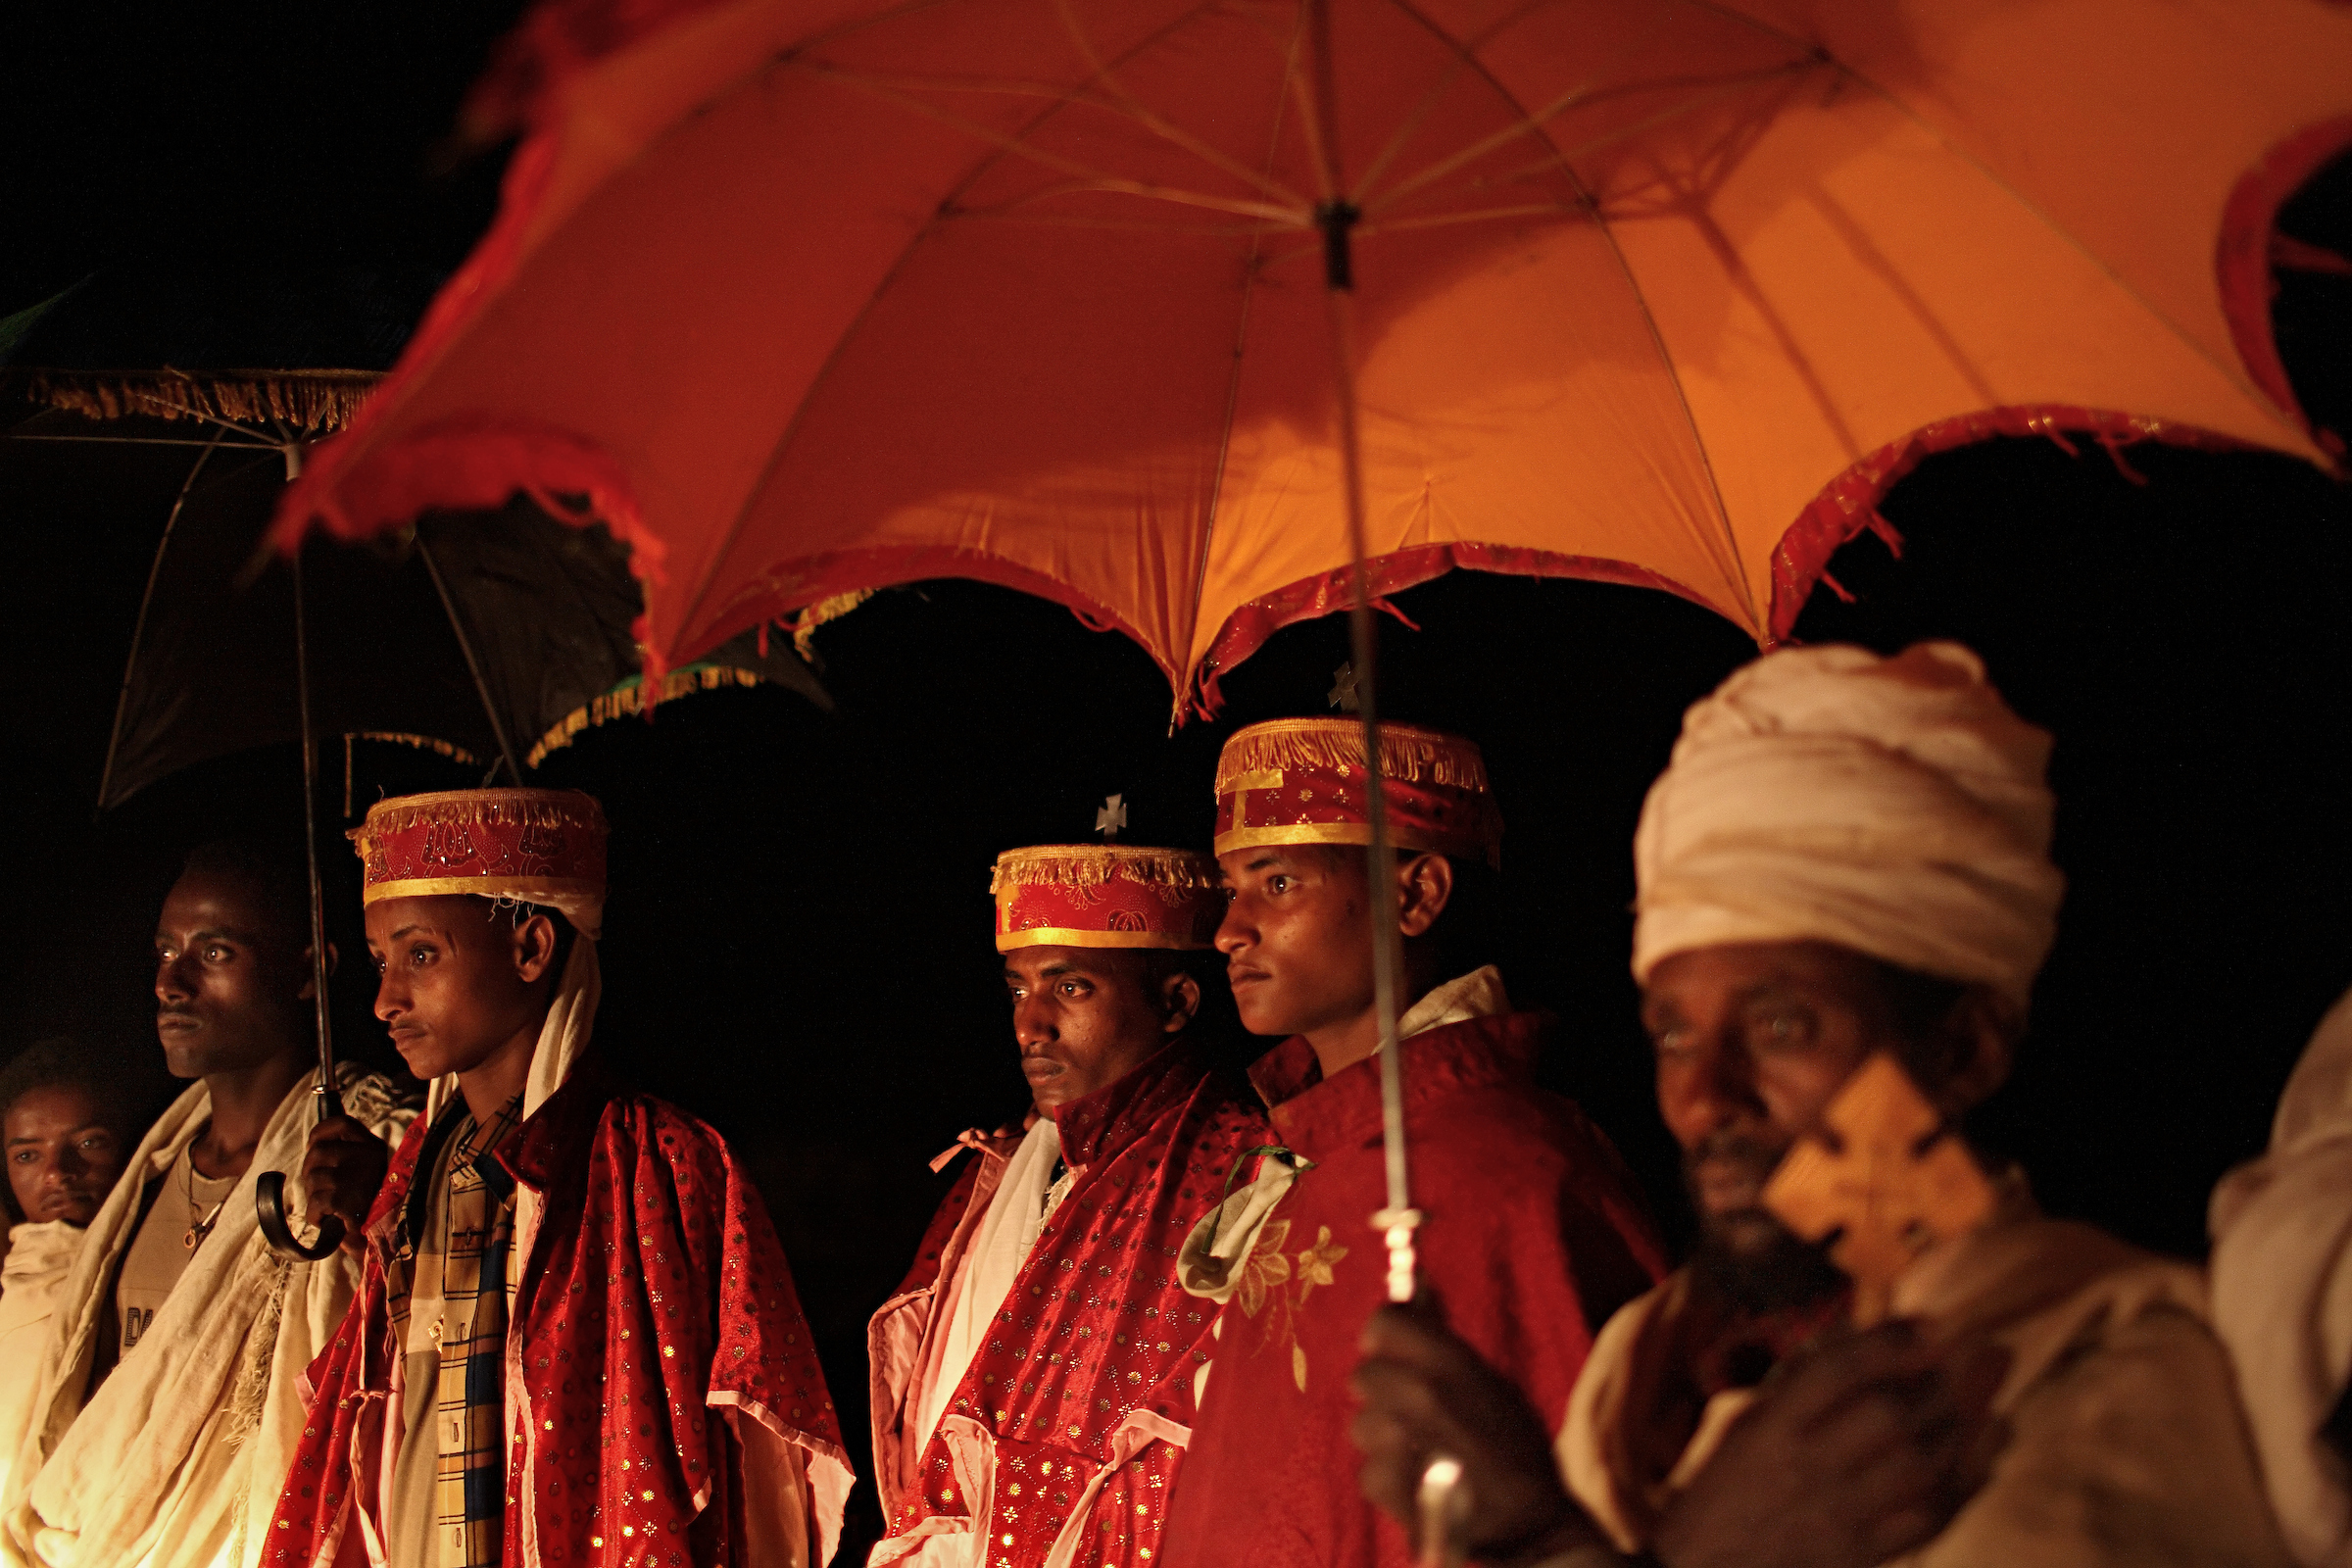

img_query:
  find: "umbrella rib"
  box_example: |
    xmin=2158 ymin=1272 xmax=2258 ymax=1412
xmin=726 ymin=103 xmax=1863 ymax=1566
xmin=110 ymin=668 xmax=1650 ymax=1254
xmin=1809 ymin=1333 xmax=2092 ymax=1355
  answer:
xmin=1053 ymin=0 xmax=1314 ymax=212
xmin=416 ymin=524 xmax=526 ymax=783
xmin=1364 ymin=64 xmax=1814 ymax=220
xmin=4 ymin=430 xmax=282 ymax=451
xmin=1669 ymin=0 xmax=2298 ymax=428
xmin=678 ymin=0 xmax=1290 ymax=644
xmin=1364 ymin=0 xmax=1760 ymax=629
xmin=802 ymin=65 xmax=1308 ymax=223
xmin=97 ymin=430 xmax=227 ymax=813
xmin=1184 ymin=1 xmax=1312 ymax=722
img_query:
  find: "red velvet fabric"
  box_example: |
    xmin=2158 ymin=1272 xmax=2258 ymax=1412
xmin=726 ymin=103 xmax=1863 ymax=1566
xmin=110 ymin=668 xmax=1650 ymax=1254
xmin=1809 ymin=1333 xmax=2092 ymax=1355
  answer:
xmin=264 ymin=1059 xmax=845 ymax=1568
xmin=1158 ymin=1014 xmax=1664 ymax=1568
xmin=872 ymin=1044 xmax=1272 ymax=1568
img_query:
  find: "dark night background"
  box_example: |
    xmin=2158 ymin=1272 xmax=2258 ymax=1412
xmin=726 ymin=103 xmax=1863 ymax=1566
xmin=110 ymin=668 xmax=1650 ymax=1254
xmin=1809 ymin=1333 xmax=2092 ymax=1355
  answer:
xmin=3 ymin=7 xmax=2349 ymax=1560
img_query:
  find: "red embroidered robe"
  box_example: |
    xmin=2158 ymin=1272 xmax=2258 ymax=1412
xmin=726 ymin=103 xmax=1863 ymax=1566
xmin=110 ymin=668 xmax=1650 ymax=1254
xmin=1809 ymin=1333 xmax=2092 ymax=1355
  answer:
xmin=867 ymin=1042 xmax=1272 ymax=1567
xmin=264 ymin=1057 xmax=851 ymax=1568
xmin=1157 ymin=1013 xmax=1665 ymax=1568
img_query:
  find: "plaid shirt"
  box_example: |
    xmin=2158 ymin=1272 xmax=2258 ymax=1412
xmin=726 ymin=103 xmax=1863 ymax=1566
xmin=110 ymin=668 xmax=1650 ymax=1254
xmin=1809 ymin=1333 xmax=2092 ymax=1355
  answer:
xmin=385 ymin=1095 xmax=524 ymax=1568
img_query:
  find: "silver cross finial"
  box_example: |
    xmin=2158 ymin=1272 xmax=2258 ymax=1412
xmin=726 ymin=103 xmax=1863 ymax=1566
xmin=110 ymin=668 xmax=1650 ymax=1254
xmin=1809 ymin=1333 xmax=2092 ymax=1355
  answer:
xmin=1329 ymin=661 xmax=1360 ymax=713
xmin=1095 ymin=793 xmax=1129 ymax=841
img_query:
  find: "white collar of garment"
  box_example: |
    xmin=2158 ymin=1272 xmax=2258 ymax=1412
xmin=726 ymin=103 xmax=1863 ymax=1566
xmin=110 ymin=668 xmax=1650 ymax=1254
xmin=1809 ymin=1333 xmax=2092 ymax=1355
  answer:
xmin=1395 ymin=964 xmax=1510 ymax=1043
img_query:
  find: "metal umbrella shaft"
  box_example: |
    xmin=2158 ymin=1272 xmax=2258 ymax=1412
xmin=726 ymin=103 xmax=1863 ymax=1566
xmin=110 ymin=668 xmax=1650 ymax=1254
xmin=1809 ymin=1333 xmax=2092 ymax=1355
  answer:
xmin=256 ymin=537 xmax=348 ymax=1261
xmin=1306 ymin=0 xmax=1419 ymax=1311
xmin=1310 ymin=8 xmax=1454 ymax=1562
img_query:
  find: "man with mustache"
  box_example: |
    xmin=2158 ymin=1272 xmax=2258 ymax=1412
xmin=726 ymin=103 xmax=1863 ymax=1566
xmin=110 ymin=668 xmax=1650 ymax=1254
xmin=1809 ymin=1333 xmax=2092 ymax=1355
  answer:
xmin=1158 ymin=718 xmax=1663 ymax=1568
xmin=270 ymin=788 xmax=851 ymax=1568
xmin=1348 ymin=643 xmax=2294 ymax=1567
xmin=1 ymin=839 xmax=414 ymax=1568
xmin=0 ymin=1040 xmax=139 ymax=1502
xmin=868 ymin=841 xmax=1271 ymax=1567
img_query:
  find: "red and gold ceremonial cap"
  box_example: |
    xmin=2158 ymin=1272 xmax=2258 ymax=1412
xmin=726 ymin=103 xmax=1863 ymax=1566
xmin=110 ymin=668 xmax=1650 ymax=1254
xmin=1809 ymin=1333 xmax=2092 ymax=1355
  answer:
xmin=1212 ymin=717 xmax=1503 ymax=869
xmin=350 ymin=788 xmax=610 ymax=939
xmin=991 ymin=844 xmax=1224 ymax=953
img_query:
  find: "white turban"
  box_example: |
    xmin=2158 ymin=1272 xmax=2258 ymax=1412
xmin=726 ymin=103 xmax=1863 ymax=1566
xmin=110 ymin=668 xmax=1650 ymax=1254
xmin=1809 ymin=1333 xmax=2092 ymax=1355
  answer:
xmin=1632 ymin=641 xmax=2063 ymax=1011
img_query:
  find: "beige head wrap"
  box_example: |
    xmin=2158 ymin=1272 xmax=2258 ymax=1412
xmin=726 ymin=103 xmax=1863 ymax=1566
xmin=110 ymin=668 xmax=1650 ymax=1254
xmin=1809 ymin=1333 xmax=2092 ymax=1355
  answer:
xmin=1632 ymin=641 xmax=2063 ymax=1011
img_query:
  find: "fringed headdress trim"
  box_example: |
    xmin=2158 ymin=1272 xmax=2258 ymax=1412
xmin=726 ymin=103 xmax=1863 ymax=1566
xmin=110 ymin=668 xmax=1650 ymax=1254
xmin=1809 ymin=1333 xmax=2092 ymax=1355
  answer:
xmin=1213 ymin=718 xmax=1490 ymax=795
xmin=989 ymin=844 xmax=1219 ymax=896
xmin=350 ymin=787 xmax=606 ymax=849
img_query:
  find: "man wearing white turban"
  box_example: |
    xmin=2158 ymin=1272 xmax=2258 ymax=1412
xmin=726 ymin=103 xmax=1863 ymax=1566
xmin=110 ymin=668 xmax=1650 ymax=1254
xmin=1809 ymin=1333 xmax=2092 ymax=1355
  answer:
xmin=2211 ymin=984 xmax=2352 ymax=1567
xmin=1345 ymin=642 xmax=2293 ymax=1567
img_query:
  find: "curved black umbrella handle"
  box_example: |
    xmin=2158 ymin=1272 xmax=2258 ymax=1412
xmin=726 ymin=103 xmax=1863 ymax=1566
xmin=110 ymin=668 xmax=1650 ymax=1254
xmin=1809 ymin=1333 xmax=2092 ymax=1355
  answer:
xmin=256 ymin=1082 xmax=348 ymax=1261
xmin=256 ymin=1170 xmax=345 ymax=1259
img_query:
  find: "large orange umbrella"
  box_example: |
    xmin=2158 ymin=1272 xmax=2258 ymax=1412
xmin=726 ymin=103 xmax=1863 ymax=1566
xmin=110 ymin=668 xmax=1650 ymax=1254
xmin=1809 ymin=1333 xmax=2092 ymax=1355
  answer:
xmin=279 ymin=0 xmax=2350 ymax=716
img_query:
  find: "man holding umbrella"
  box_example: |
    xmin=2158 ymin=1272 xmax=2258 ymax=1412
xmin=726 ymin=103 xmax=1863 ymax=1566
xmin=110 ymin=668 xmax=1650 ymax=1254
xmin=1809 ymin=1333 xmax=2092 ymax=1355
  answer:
xmin=0 ymin=838 xmax=415 ymax=1568
xmin=268 ymin=787 xmax=852 ymax=1568
xmin=1160 ymin=717 xmax=1664 ymax=1568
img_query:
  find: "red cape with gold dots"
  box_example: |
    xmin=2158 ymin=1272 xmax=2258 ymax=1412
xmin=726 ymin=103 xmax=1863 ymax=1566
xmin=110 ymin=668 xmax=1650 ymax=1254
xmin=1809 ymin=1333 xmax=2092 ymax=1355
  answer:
xmin=265 ymin=1057 xmax=850 ymax=1568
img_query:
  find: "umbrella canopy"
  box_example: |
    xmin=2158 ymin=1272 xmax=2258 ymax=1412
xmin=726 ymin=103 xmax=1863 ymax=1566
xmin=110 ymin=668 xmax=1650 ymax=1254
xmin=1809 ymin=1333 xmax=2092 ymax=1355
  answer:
xmin=277 ymin=0 xmax=2351 ymax=713
xmin=0 ymin=375 xmax=829 ymax=810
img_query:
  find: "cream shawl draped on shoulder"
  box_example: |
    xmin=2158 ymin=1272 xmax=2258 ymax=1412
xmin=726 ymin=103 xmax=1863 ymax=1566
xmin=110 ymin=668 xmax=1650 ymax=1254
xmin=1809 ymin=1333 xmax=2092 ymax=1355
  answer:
xmin=0 ymin=1066 xmax=414 ymax=1568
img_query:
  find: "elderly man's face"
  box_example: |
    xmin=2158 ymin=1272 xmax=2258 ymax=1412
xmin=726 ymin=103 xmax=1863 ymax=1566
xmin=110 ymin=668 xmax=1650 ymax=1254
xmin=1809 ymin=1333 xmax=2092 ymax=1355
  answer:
xmin=1643 ymin=940 xmax=1951 ymax=1305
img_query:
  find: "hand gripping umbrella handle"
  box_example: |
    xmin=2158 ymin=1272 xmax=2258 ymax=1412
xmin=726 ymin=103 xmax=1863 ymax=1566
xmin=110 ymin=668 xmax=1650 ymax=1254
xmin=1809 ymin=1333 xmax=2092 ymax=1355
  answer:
xmin=257 ymin=1083 xmax=347 ymax=1260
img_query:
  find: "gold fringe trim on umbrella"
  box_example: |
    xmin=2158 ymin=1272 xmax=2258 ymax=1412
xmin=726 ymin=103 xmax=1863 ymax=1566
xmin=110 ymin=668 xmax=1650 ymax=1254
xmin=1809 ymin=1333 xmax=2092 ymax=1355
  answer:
xmin=24 ymin=368 xmax=381 ymax=435
xmin=344 ymin=732 xmax=486 ymax=818
xmin=524 ymin=664 xmax=764 ymax=769
xmin=350 ymin=731 xmax=480 ymax=765
xmin=789 ymin=588 xmax=876 ymax=661
xmin=989 ymin=844 xmax=1220 ymax=895
xmin=1212 ymin=717 xmax=1490 ymax=796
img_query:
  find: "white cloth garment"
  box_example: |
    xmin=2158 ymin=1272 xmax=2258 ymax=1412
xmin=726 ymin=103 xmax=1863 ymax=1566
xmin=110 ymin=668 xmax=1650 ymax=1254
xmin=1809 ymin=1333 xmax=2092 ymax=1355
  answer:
xmin=1632 ymin=642 xmax=2063 ymax=1011
xmin=2212 ymin=983 xmax=2352 ymax=1567
xmin=0 ymin=1065 xmax=413 ymax=1568
xmin=912 ymin=1117 xmax=1064 ymax=1459
xmin=0 ymin=1225 xmax=82 ymax=1511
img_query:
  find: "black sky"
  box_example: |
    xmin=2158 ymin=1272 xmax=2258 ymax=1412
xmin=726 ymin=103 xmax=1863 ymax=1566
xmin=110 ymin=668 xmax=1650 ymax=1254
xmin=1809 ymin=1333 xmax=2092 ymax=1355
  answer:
xmin=3 ymin=9 xmax=2350 ymax=1560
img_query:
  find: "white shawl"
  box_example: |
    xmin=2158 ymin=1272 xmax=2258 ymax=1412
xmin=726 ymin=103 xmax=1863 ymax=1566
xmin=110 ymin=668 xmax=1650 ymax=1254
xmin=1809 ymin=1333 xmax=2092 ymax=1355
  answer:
xmin=0 ymin=1065 xmax=412 ymax=1568
xmin=2213 ymin=984 xmax=2352 ymax=1567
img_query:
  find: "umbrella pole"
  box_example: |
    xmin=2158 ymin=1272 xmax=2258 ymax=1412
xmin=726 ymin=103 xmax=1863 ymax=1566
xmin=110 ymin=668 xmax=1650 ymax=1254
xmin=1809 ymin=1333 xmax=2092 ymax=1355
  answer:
xmin=1317 ymin=197 xmax=1420 ymax=1306
xmin=255 ymin=539 xmax=349 ymax=1261
xmin=1306 ymin=0 xmax=1418 ymax=1307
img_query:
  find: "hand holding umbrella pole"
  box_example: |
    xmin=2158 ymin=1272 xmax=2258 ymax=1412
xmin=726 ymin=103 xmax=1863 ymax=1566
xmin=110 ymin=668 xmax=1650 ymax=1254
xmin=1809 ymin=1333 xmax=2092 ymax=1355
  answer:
xmin=1305 ymin=10 xmax=1451 ymax=1555
xmin=257 ymin=538 xmax=349 ymax=1261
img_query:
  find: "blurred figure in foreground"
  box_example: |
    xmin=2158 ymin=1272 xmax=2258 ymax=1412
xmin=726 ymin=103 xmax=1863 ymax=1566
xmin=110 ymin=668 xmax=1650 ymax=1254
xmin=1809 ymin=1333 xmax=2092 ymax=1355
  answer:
xmin=0 ymin=1041 xmax=139 ymax=1502
xmin=0 ymin=840 xmax=413 ymax=1568
xmin=1349 ymin=643 xmax=2292 ymax=1567
xmin=2212 ymin=984 xmax=2352 ymax=1567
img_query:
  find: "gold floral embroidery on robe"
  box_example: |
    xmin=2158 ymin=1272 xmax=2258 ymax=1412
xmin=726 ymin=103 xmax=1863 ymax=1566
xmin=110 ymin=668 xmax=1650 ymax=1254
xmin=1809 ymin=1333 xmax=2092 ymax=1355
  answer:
xmin=1234 ymin=1218 xmax=1349 ymax=1391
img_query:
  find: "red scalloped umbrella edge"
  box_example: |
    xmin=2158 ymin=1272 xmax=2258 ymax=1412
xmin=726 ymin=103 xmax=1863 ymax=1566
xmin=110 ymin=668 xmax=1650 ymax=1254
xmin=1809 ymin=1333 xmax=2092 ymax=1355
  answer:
xmin=273 ymin=56 xmax=2352 ymax=722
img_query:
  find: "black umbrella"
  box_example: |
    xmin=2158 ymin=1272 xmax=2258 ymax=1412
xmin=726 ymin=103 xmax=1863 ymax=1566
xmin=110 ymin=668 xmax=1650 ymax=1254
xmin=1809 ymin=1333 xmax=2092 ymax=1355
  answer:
xmin=5 ymin=369 xmax=831 ymax=1253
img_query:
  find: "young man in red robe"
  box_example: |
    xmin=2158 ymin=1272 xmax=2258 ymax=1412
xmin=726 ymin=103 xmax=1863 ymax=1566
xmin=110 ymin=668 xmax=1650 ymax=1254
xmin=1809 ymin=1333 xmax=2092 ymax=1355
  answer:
xmin=867 ymin=843 xmax=1273 ymax=1567
xmin=266 ymin=789 xmax=853 ymax=1568
xmin=1159 ymin=718 xmax=1664 ymax=1568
